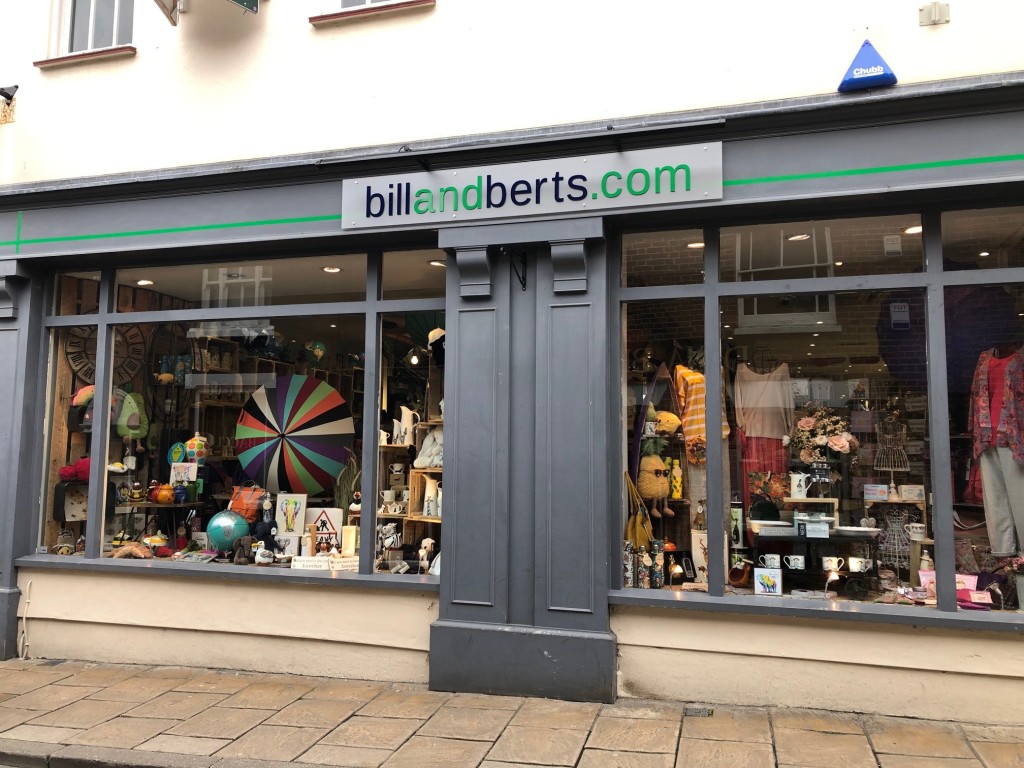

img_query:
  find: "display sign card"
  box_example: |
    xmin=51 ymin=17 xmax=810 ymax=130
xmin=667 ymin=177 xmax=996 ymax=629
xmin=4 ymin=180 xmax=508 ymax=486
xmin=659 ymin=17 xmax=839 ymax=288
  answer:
xmin=799 ymin=522 xmax=830 ymax=539
xmin=291 ymin=556 xmax=329 ymax=570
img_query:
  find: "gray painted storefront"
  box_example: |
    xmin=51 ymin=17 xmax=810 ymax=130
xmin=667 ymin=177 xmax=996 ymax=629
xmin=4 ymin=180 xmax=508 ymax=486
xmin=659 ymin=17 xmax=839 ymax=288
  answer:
xmin=2 ymin=80 xmax=1024 ymax=700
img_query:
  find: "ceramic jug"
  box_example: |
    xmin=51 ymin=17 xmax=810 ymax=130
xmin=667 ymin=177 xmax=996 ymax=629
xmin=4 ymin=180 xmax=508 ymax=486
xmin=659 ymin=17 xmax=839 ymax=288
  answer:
xmin=789 ymin=472 xmax=810 ymax=499
xmin=436 ymin=482 xmax=443 ymax=518
xmin=400 ymin=406 xmax=421 ymax=447
xmin=423 ymin=476 xmax=439 ymax=517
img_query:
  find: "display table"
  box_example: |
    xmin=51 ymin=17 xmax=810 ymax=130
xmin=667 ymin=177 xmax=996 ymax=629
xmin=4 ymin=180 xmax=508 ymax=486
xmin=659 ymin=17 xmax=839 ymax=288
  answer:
xmin=750 ymin=526 xmax=880 ymax=595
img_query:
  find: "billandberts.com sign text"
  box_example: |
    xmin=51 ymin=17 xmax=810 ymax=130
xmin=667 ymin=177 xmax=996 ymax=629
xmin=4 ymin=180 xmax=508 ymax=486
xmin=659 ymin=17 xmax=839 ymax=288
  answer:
xmin=341 ymin=143 xmax=723 ymax=229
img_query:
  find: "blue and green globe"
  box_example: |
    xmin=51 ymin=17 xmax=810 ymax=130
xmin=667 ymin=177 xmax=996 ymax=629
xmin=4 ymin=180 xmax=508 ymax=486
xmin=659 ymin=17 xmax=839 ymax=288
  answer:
xmin=207 ymin=510 xmax=249 ymax=553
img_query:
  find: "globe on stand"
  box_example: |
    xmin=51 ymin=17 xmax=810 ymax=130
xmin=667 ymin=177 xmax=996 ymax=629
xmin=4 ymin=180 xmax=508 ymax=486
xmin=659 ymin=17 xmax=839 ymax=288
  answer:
xmin=207 ymin=510 xmax=249 ymax=554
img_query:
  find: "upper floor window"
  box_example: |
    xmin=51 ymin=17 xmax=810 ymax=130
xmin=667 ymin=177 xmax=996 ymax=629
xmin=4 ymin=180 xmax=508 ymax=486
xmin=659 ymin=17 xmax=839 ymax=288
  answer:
xmin=68 ymin=0 xmax=133 ymax=52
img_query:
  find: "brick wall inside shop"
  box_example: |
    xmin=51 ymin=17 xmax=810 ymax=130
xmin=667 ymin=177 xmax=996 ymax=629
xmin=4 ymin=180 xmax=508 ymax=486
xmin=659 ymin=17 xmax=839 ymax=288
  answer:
xmin=623 ymin=230 xmax=703 ymax=288
xmin=626 ymin=299 xmax=703 ymax=363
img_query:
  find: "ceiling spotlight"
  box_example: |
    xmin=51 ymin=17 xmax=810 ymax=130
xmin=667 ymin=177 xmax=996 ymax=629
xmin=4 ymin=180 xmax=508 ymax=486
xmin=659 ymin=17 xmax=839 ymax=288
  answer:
xmin=979 ymin=251 xmax=990 ymax=257
xmin=322 ymin=266 xmax=342 ymax=273
xmin=686 ymin=242 xmax=705 ymax=249
xmin=787 ymin=233 xmax=811 ymax=241
xmin=0 ymin=85 xmax=18 ymax=104
xmin=329 ymin=324 xmax=337 ymax=328
xmin=903 ymin=225 xmax=923 ymax=235
xmin=428 ymin=259 xmax=447 ymax=267
xmin=834 ymin=261 xmax=844 ymax=267
xmin=136 ymin=279 xmax=154 ymax=286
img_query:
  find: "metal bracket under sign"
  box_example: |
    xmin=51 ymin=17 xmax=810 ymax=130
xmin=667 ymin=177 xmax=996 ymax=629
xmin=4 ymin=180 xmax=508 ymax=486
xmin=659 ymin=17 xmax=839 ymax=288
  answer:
xmin=226 ymin=0 xmax=258 ymax=11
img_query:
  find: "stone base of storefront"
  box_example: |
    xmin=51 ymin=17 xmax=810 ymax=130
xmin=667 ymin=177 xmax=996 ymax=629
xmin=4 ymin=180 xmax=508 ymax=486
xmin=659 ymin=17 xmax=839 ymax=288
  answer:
xmin=16 ymin=569 xmax=436 ymax=682
xmin=613 ymin=605 xmax=1024 ymax=725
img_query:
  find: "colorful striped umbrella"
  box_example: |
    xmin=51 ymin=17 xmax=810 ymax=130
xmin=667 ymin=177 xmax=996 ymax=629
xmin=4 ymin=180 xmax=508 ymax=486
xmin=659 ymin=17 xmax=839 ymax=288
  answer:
xmin=235 ymin=375 xmax=354 ymax=495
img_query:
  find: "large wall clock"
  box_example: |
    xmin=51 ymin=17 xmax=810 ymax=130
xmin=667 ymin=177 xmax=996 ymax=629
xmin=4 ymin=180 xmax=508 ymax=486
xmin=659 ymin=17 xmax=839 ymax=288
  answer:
xmin=64 ymin=325 xmax=147 ymax=385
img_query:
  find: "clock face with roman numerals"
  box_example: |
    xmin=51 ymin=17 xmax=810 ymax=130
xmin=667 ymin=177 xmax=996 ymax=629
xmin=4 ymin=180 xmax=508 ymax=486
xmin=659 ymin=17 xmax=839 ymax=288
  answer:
xmin=64 ymin=325 xmax=146 ymax=385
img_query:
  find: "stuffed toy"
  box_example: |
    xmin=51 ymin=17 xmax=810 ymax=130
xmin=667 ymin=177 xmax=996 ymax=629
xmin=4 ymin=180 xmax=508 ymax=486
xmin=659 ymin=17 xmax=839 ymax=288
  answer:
xmin=413 ymin=426 xmax=443 ymax=469
xmin=656 ymin=410 xmax=682 ymax=435
xmin=637 ymin=455 xmax=670 ymax=503
xmin=251 ymin=509 xmax=283 ymax=553
xmin=232 ymin=535 xmax=255 ymax=565
xmin=637 ymin=437 xmax=673 ymax=519
xmin=116 ymin=391 xmax=149 ymax=440
xmin=112 ymin=541 xmax=153 ymax=559
xmin=71 ymin=386 xmax=95 ymax=407
xmin=59 ymin=457 xmax=91 ymax=483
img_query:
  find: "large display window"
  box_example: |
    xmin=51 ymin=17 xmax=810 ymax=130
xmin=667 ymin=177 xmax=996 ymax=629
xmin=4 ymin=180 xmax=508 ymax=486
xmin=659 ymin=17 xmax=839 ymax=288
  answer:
xmin=620 ymin=212 xmax=1023 ymax=613
xmin=39 ymin=249 xmax=445 ymax=576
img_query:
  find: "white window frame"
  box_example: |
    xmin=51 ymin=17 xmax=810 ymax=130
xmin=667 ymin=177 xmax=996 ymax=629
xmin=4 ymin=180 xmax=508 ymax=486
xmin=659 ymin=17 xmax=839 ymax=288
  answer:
xmin=733 ymin=226 xmax=840 ymax=334
xmin=58 ymin=0 xmax=134 ymax=55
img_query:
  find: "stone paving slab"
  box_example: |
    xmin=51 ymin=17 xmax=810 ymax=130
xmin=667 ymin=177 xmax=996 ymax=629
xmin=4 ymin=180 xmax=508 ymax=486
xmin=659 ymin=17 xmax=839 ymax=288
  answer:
xmin=51 ymin=744 xmax=217 ymax=767
xmin=167 ymin=707 xmax=275 ymax=739
xmin=89 ymin=676 xmax=190 ymax=704
xmin=676 ymin=738 xmax=775 ymax=768
xmin=866 ymin=716 xmax=974 ymax=758
xmin=63 ymin=716 xmax=178 ymax=749
xmin=0 ymin=659 xmax=1023 ymax=768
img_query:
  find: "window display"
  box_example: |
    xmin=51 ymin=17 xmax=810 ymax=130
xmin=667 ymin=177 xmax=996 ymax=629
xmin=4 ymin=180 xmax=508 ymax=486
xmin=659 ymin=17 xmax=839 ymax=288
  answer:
xmin=41 ymin=248 xmax=446 ymax=573
xmin=616 ymin=213 xmax=1023 ymax=609
xmin=374 ymin=311 xmax=444 ymax=575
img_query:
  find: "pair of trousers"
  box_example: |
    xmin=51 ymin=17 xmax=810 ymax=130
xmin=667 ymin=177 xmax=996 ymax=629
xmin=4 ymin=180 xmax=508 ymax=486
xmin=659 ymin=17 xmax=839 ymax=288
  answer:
xmin=979 ymin=446 xmax=1024 ymax=556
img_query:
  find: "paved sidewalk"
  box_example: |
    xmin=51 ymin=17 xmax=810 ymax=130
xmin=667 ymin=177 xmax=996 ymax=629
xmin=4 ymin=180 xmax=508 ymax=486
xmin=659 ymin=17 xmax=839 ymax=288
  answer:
xmin=0 ymin=659 xmax=1020 ymax=767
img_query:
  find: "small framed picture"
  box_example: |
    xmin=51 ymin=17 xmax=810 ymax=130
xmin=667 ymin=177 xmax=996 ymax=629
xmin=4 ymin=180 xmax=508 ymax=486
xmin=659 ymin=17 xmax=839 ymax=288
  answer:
xmin=170 ymin=462 xmax=198 ymax=483
xmin=899 ymin=485 xmax=926 ymax=502
xmin=753 ymin=568 xmax=783 ymax=596
xmin=275 ymin=494 xmax=307 ymax=535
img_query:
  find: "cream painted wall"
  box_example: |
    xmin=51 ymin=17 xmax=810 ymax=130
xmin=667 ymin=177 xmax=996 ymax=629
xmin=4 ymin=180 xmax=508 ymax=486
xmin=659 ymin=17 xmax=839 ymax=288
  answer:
xmin=17 ymin=570 xmax=437 ymax=682
xmin=613 ymin=606 xmax=1024 ymax=725
xmin=1 ymin=0 xmax=1022 ymax=185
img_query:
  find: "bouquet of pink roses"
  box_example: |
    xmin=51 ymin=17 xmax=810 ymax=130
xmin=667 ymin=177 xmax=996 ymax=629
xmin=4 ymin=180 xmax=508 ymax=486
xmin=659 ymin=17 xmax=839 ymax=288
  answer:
xmin=788 ymin=401 xmax=860 ymax=465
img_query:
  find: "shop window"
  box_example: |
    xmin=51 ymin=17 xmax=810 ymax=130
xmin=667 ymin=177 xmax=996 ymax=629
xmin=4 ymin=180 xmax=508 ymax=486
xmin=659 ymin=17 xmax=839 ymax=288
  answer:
xmin=53 ymin=272 xmax=100 ymax=316
xmin=42 ymin=278 xmax=367 ymax=563
xmin=621 ymin=229 xmax=704 ymax=288
xmin=381 ymin=249 xmax=447 ymax=300
xmin=720 ymin=214 xmax=924 ymax=288
xmin=621 ymin=299 xmax=717 ymax=590
xmin=68 ymin=0 xmax=133 ymax=52
xmin=945 ymin=281 xmax=1024 ymax=611
xmin=722 ymin=290 xmax=934 ymax=605
xmin=375 ymin=311 xmax=444 ymax=575
xmin=942 ymin=206 xmax=1024 ymax=272
xmin=116 ymin=254 xmax=367 ymax=311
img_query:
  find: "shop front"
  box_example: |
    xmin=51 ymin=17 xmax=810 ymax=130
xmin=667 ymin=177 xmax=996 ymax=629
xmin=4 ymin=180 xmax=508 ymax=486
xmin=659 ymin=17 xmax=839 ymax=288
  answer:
xmin=2 ymin=79 xmax=1024 ymax=720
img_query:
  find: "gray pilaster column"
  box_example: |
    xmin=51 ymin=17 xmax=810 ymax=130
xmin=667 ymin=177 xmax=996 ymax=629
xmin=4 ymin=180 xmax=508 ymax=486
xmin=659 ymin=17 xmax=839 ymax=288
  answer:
xmin=430 ymin=220 xmax=616 ymax=702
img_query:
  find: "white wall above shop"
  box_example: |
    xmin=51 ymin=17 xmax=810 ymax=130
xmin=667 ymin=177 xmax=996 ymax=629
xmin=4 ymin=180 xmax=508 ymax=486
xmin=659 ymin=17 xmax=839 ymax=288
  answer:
xmin=2 ymin=0 xmax=1023 ymax=185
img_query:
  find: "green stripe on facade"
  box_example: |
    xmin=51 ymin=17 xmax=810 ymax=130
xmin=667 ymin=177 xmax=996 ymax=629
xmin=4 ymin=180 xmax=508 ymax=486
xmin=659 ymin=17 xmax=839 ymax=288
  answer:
xmin=723 ymin=152 xmax=1024 ymax=187
xmin=0 ymin=214 xmax=342 ymax=250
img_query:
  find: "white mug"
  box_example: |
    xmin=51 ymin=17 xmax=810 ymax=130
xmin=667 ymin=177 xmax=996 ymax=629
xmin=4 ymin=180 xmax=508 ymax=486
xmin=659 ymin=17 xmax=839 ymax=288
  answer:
xmin=380 ymin=490 xmax=396 ymax=504
xmin=849 ymin=557 xmax=874 ymax=573
xmin=759 ymin=554 xmax=781 ymax=568
xmin=379 ymin=430 xmax=389 ymax=445
xmin=904 ymin=523 xmax=927 ymax=541
xmin=783 ymin=555 xmax=805 ymax=570
xmin=401 ymin=489 xmax=411 ymax=502
xmin=822 ymin=556 xmax=845 ymax=571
